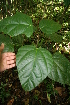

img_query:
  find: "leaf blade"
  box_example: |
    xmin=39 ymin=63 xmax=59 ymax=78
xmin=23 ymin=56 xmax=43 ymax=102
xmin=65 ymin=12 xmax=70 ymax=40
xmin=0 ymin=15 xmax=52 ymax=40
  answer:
xmin=0 ymin=12 xmax=33 ymax=37
xmin=48 ymin=52 xmax=70 ymax=85
xmin=45 ymin=33 xmax=62 ymax=42
xmin=39 ymin=19 xmax=61 ymax=34
xmin=16 ymin=45 xmax=53 ymax=91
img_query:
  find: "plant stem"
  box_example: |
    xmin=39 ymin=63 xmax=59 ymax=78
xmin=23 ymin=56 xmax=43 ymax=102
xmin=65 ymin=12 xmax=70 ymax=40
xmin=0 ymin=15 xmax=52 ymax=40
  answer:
xmin=52 ymin=83 xmax=58 ymax=104
xmin=36 ymin=34 xmax=39 ymax=48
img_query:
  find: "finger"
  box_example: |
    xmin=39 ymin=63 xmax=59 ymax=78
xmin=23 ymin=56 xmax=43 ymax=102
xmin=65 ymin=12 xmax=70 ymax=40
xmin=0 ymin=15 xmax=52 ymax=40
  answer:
xmin=6 ymin=52 xmax=16 ymax=56
xmin=6 ymin=55 xmax=16 ymax=61
xmin=10 ymin=63 xmax=16 ymax=68
xmin=2 ymin=53 xmax=7 ymax=60
xmin=2 ymin=53 xmax=16 ymax=60
xmin=0 ymin=43 xmax=4 ymax=52
xmin=6 ymin=63 xmax=16 ymax=69
xmin=2 ymin=52 xmax=15 ymax=56
xmin=7 ymin=59 xmax=15 ymax=65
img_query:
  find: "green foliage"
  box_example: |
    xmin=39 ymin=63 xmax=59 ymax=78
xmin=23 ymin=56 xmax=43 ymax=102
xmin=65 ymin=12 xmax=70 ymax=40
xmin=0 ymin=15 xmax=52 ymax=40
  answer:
xmin=12 ymin=34 xmax=24 ymax=46
xmin=0 ymin=12 xmax=33 ymax=37
xmin=0 ymin=82 xmax=10 ymax=103
xmin=45 ymin=33 xmax=62 ymax=42
xmin=16 ymin=45 xmax=53 ymax=91
xmin=39 ymin=19 xmax=62 ymax=42
xmin=48 ymin=52 xmax=70 ymax=85
xmin=46 ymin=81 xmax=54 ymax=94
xmin=0 ymin=34 xmax=14 ymax=52
xmin=39 ymin=19 xmax=61 ymax=34
xmin=0 ymin=10 xmax=70 ymax=92
xmin=64 ymin=0 xmax=70 ymax=6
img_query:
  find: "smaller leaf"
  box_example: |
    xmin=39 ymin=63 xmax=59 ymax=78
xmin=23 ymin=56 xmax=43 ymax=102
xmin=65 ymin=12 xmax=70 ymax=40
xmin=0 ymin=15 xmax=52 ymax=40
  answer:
xmin=12 ymin=34 xmax=24 ymax=45
xmin=39 ymin=19 xmax=62 ymax=34
xmin=45 ymin=33 xmax=62 ymax=42
xmin=0 ymin=34 xmax=14 ymax=52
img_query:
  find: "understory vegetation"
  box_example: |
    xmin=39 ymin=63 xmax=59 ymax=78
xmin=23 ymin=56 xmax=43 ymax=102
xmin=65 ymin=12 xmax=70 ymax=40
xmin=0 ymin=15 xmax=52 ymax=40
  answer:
xmin=0 ymin=0 xmax=70 ymax=104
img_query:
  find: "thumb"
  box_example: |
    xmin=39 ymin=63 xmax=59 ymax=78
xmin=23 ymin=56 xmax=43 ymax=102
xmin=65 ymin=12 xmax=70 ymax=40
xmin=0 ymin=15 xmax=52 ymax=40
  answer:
xmin=0 ymin=43 xmax=4 ymax=52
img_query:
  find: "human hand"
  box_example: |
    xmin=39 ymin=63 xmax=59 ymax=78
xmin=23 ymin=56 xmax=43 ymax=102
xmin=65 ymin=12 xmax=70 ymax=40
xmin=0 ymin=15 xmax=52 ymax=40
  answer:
xmin=0 ymin=43 xmax=16 ymax=72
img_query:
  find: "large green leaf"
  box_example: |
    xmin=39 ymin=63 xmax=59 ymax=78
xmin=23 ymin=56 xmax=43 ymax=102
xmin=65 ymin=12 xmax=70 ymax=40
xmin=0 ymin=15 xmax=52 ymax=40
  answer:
xmin=16 ymin=45 xmax=53 ymax=91
xmin=0 ymin=34 xmax=14 ymax=52
xmin=39 ymin=19 xmax=61 ymax=34
xmin=48 ymin=52 xmax=70 ymax=85
xmin=0 ymin=12 xmax=33 ymax=37
xmin=64 ymin=0 xmax=70 ymax=6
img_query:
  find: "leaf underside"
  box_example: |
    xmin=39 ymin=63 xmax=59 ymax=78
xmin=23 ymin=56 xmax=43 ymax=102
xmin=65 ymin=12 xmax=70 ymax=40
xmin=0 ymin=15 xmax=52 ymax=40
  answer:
xmin=16 ymin=45 xmax=53 ymax=91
